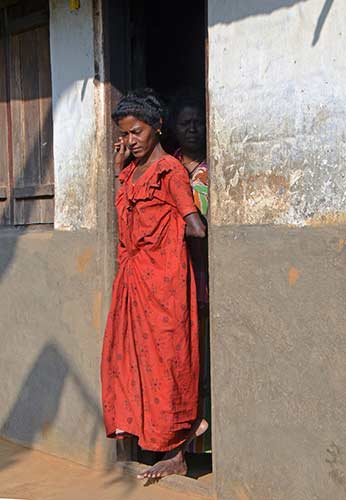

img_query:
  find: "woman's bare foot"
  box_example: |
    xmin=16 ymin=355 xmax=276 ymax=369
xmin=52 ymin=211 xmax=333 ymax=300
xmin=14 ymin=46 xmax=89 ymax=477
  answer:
xmin=137 ymin=449 xmax=187 ymax=480
xmin=137 ymin=418 xmax=209 ymax=480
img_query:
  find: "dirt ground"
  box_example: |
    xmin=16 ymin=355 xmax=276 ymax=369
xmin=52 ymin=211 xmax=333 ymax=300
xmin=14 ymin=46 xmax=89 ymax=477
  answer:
xmin=0 ymin=439 xmax=211 ymax=500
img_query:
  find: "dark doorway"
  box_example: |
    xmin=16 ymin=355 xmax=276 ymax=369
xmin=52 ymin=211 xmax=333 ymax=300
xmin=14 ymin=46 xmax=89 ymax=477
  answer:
xmin=106 ymin=0 xmax=206 ymax=107
xmin=104 ymin=0 xmax=211 ymax=480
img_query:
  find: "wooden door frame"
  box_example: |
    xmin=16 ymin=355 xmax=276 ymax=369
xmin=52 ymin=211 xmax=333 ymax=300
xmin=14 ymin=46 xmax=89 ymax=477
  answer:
xmin=99 ymin=0 xmax=213 ymax=472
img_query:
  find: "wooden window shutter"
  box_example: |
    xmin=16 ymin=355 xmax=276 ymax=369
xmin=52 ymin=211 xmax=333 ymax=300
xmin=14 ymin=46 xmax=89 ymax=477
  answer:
xmin=9 ymin=3 xmax=54 ymax=225
xmin=0 ymin=19 xmax=10 ymax=224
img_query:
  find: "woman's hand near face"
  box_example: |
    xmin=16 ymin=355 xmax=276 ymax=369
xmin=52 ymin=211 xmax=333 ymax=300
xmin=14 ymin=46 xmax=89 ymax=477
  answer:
xmin=184 ymin=212 xmax=206 ymax=238
xmin=113 ymin=137 xmax=131 ymax=175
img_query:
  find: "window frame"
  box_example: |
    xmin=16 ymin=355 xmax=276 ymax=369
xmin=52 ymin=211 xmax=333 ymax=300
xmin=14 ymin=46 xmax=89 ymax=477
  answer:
xmin=0 ymin=0 xmax=54 ymax=227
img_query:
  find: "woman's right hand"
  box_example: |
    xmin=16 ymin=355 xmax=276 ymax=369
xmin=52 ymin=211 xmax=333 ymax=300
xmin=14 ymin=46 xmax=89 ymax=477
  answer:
xmin=113 ymin=137 xmax=131 ymax=176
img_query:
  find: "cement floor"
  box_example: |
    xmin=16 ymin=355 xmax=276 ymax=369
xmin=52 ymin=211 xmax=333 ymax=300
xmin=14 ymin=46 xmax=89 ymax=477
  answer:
xmin=0 ymin=439 xmax=212 ymax=500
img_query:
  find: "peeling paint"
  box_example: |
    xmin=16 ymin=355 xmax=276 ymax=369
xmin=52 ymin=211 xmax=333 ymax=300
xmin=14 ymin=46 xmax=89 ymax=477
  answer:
xmin=211 ymin=170 xmax=291 ymax=225
xmin=305 ymin=213 xmax=346 ymax=227
xmin=54 ymin=118 xmax=98 ymax=231
xmin=209 ymin=0 xmax=346 ymax=227
xmin=50 ymin=0 xmax=98 ymax=231
xmin=209 ymin=122 xmax=346 ymax=226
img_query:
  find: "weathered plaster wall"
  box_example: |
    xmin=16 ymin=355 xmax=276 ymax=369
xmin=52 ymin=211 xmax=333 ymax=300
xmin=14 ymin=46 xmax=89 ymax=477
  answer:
xmin=210 ymin=225 xmax=346 ymax=500
xmin=50 ymin=0 xmax=98 ymax=230
xmin=0 ymin=0 xmax=118 ymax=468
xmin=208 ymin=1 xmax=346 ymax=499
xmin=0 ymin=230 xmax=110 ymax=467
xmin=209 ymin=0 xmax=346 ymax=226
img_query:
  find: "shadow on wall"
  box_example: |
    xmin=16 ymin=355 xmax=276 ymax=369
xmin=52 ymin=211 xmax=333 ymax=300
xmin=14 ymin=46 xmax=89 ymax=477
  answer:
xmin=312 ymin=0 xmax=335 ymax=46
xmin=208 ymin=0 xmax=335 ymax=47
xmin=208 ymin=0 xmax=307 ymax=25
xmin=0 ymin=342 xmax=138 ymax=493
xmin=0 ymin=342 xmax=103 ymax=467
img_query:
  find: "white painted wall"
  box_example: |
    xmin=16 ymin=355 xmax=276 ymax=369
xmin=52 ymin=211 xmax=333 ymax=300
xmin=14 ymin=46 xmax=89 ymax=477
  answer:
xmin=208 ymin=0 xmax=346 ymax=226
xmin=50 ymin=0 xmax=98 ymax=230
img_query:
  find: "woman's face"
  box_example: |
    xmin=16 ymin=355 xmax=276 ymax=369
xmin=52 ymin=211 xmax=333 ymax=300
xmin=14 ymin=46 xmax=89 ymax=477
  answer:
xmin=118 ymin=115 xmax=159 ymax=159
xmin=175 ymin=106 xmax=205 ymax=153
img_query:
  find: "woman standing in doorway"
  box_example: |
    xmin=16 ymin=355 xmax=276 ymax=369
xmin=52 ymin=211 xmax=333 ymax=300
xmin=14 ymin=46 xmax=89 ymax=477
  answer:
xmin=101 ymin=89 xmax=208 ymax=479
xmin=171 ymin=94 xmax=211 ymax=453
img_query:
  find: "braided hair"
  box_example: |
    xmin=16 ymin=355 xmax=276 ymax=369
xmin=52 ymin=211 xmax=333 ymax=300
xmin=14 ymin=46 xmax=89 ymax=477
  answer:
xmin=112 ymin=88 xmax=165 ymax=130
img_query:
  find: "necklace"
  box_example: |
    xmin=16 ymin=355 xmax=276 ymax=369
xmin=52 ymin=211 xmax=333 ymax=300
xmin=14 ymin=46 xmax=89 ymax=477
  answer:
xmin=182 ymin=158 xmax=199 ymax=167
xmin=181 ymin=156 xmax=206 ymax=175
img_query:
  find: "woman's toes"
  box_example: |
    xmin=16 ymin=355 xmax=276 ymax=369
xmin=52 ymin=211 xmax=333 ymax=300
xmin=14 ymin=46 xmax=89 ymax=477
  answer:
xmin=137 ymin=469 xmax=150 ymax=479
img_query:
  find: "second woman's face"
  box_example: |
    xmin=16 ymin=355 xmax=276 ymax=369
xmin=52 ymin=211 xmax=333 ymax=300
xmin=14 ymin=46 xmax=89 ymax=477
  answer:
xmin=175 ymin=106 xmax=205 ymax=153
xmin=118 ymin=115 xmax=159 ymax=159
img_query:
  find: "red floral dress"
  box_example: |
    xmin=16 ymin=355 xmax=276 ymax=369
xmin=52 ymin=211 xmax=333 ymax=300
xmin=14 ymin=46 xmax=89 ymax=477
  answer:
xmin=101 ymin=155 xmax=200 ymax=451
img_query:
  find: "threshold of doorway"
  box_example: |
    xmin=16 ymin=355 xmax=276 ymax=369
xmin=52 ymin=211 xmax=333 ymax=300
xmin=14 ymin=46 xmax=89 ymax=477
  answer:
xmin=120 ymin=461 xmax=214 ymax=498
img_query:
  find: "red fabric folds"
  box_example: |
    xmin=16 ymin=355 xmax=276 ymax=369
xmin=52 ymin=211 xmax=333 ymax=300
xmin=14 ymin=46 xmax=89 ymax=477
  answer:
xmin=101 ymin=155 xmax=200 ymax=451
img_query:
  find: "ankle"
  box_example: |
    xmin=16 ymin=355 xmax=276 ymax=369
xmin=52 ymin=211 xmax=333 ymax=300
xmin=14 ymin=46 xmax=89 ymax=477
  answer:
xmin=165 ymin=448 xmax=184 ymax=462
xmin=173 ymin=449 xmax=184 ymax=462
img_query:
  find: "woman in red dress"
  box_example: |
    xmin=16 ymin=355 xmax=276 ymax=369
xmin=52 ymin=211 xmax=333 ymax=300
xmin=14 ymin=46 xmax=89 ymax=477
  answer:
xmin=101 ymin=89 xmax=207 ymax=479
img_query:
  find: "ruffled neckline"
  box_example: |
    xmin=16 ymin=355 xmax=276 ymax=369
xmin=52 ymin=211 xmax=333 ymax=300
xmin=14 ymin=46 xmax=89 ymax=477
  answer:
xmin=118 ymin=154 xmax=178 ymax=207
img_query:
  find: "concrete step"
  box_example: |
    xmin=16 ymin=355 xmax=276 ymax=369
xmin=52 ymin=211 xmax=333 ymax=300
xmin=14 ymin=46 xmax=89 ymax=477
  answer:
xmin=0 ymin=438 xmax=214 ymax=500
xmin=121 ymin=461 xmax=213 ymax=498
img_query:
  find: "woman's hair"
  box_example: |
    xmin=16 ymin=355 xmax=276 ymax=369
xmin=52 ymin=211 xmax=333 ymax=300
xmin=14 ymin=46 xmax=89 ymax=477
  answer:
xmin=112 ymin=88 xmax=164 ymax=129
